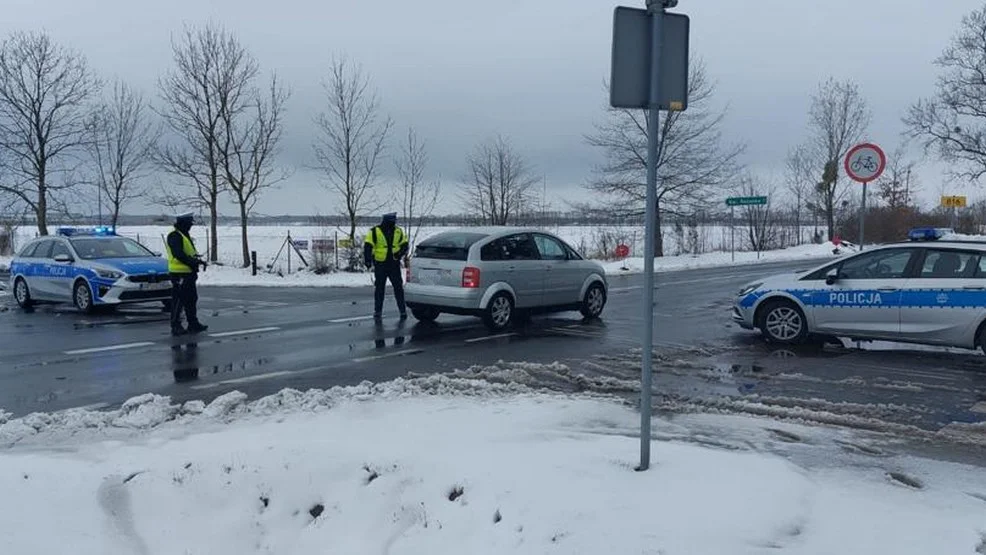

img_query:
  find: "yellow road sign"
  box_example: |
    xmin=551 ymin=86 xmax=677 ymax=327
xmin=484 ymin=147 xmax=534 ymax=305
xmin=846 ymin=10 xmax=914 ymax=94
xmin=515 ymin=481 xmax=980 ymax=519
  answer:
xmin=941 ymin=195 xmax=967 ymax=208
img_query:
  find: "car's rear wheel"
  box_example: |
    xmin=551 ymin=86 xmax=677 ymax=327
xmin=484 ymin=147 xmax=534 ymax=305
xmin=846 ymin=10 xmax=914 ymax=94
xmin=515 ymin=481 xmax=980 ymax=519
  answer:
xmin=411 ymin=307 xmax=440 ymax=323
xmin=580 ymin=282 xmax=606 ymax=319
xmin=483 ymin=292 xmax=514 ymax=332
xmin=73 ymin=280 xmax=95 ymax=314
xmin=757 ymin=299 xmax=808 ymax=345
xmin=13 ymin=278 xmax=33 ymax=309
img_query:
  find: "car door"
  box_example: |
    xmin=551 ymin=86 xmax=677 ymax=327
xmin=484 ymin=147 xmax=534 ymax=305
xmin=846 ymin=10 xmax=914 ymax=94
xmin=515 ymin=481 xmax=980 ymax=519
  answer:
xmin=47 ymin=239 xmax=76 ymax=300
xmin=26 ymin=239 xmax=56 ymax=300
xmin=810 ymin=248 xmax=918 ymax=339
xmin=532 ymin=234 xmax=576 ymax=306
xmin=898 ymin=248 xmax=984 ymax=346
xmin=481 ymin=234 xmax=543 ymax=308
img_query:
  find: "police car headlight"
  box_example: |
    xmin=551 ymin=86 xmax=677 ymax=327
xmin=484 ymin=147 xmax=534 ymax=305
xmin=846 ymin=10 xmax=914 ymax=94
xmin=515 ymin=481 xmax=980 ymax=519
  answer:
xmin=95 ymin=269 xmax=123 ymax=280
xmin=738 ymin=283 xmax=763 ymax=297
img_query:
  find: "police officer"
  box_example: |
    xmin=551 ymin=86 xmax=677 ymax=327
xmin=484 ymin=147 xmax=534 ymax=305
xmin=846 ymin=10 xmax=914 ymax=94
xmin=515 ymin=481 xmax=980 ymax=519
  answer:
xmin=364 ymin=212 xmax=409 ymax=320
xmin=166 ymin=212 xmax=208 ymax=336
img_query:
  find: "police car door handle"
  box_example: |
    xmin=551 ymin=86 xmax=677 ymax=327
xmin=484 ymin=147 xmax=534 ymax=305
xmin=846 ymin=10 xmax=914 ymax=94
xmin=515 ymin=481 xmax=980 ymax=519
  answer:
xmin=877 ymin=287 xmax=899 ymax=292
xmin=963 ymin=285 xmax=985 ymax=290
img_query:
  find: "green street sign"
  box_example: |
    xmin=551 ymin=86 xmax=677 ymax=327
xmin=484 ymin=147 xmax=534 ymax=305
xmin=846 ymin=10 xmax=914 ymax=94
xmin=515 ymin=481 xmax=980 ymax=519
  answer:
xmin=726 ymin=196 xmax=767 ymax=207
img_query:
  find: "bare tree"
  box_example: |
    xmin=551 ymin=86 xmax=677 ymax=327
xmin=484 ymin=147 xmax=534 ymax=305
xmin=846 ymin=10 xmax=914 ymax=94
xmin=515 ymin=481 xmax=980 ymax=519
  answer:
xmin=905 ymin=5 xmax=986 ymax=184
xmin=799 ymin=77 xmax=871 ymax=241
xmin=85 ymin=81 xmax=158 ymax=229
xmin=0 ymin=31 xmax=101 ymax=235
xmin=158 ymin=24 xmax=250 ymax=262
xmin=220 ymin=76 xmax=289 ymax=267
xmin=393 ymin=127 xmax=440 ymax=251
xmin=876 ymin=145 xmax=919 ymax=210
xmin=738 ymin=176 xmax=778 ymax=252
xmin=462 ymin=135 xmax=538 ymax=226
xmin=313 ymin=57 xmax=393 ymax=259
xmin=785 ymin=144 xmax=821 ymax=245
xmin=585 ymin=62 xmax=744 ymax=256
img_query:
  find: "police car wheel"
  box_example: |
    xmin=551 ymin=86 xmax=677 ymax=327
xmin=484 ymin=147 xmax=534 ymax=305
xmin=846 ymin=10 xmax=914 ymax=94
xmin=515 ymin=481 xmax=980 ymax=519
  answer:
xmin=13 ymin=278 xmax=33 ymax=309
xmin=977 ymin=326 xmax=986 ymax=356
xmin=73 ymin=281 xmax=95 ymax=314
xmin=758 ymin=300 xmax=808 ymax=345
xmin=483 ymin=292 xmax=514 ymax=331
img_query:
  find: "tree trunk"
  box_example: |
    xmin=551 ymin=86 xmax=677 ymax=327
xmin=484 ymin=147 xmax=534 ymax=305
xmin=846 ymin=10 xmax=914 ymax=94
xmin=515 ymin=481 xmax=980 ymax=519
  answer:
xmin=37 ymin=187 xmax=48 ymax=236
xmin=654 ymin=205 xmax=665 ymax=258
xmin=239 ymin=200 xmax=250 ymax=268
xmin=209 ymin=195 xmax=219 ymax=262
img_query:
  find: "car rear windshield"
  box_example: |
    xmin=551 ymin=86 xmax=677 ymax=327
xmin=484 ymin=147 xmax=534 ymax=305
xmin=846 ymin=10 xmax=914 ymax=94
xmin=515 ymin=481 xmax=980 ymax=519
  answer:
xmin=71 ymin=237 xmax=154 ymax=259
xmin=415 ymin=232 xmax=486 ymax=261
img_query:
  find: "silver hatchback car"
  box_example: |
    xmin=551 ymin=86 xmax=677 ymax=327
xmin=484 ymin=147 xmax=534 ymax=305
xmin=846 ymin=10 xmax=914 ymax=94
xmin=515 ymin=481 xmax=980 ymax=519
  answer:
xmin=404 ymin=228 xmax=608 ymax=330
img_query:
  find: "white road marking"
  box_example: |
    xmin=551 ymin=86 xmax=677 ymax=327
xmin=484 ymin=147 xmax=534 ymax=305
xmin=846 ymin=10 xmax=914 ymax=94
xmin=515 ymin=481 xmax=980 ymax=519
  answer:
xmin=328 ymin=315 xmax=375 ymax=323
xmin=190 ymin=370 xmax=296 ymax=390
xmin=352 ymin=349 xmax=424 ymax=363
xmin=208 ymin=326 xmax=281 ymax=338
xmin=64 ymin=341 xmax=155 ymax=355
xmin=465 ymin=333 xmax=517 ymax=343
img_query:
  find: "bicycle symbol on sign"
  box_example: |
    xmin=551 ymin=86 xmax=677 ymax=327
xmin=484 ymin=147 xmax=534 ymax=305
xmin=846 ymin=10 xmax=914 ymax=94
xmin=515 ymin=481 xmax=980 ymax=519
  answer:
xmin=851 ymin=155 xmax=878 ymax=174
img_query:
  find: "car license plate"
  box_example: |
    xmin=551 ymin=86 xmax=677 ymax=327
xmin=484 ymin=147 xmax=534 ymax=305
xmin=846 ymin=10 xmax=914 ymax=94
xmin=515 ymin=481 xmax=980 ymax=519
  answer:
xmin=140 ymin=282 xmax=170 ymax=291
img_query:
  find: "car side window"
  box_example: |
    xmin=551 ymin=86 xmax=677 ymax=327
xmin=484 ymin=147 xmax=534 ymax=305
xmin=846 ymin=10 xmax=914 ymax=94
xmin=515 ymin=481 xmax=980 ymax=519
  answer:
xmin=534 ymin=235 xmax=568 ymax=261
xmin=920 ymin=250 xmax=978 ymax=279
xmin=32 ymin=239 xmax=54 ymax=259
xmin=838 ymin=249 xmax=915 ymax=280
xmin=499 ymin=234 xmax=539 ymax=261
xmin=974 ymin=256 xmax=986 ymax=278
xmin=50 ymin=241 xmax=72 ymax=260
xmin=17 ymin=242 xmax=39 ymax=258
xmin=481 ymin=239 xmax=504 ymax=261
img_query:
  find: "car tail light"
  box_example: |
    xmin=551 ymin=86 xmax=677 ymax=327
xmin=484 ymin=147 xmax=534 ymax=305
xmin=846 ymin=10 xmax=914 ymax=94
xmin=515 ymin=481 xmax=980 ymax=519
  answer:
xmin=462 ymin=266 xmax=480 ymax=288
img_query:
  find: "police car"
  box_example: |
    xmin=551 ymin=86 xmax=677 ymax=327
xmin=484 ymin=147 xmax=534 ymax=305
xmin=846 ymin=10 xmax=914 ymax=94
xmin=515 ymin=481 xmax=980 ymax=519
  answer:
xmin=734 ymin=234 xmax=986 ymax=353
xmin=9 ymin=227 xmax=171 ymax=314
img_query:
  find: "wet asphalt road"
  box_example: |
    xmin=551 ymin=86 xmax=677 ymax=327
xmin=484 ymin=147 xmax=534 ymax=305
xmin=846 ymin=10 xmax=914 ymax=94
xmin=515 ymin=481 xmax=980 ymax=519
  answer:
xmin=1 ymin=259 xmax=985 ymax=444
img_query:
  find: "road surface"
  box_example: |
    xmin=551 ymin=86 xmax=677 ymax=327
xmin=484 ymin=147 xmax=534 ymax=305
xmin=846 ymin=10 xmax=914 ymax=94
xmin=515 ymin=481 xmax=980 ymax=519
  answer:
xmin=1 ymin=259 xmax=984 ymax=449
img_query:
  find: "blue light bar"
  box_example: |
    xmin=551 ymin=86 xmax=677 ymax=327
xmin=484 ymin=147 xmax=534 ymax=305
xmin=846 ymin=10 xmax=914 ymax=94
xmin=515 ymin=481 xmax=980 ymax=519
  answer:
xmin=56 ymin=226 xmax=117 ymax=237
xmin=907 ymin=227 xmax=953 ymax=241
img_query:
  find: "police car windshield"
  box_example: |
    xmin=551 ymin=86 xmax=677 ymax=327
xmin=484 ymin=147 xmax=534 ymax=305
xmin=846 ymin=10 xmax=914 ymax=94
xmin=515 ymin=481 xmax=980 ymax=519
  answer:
xmin=70 ymin=237 xmax=154 ymax=259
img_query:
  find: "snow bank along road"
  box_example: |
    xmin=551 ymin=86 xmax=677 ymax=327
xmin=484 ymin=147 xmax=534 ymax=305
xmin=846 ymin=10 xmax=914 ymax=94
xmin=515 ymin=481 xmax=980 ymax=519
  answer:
xmin=1 ymin=259 xmax=984 ymax=448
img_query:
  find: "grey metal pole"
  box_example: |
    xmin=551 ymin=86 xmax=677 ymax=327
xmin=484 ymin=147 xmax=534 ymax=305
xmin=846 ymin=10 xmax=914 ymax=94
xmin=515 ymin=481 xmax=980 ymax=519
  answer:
xmin=639 ymin=0 xmax=665 ymax=472
xmin=859 ymin=182 xmax=867 ymax=251
xmin=730 ymin=205 xmax=735 ymax=263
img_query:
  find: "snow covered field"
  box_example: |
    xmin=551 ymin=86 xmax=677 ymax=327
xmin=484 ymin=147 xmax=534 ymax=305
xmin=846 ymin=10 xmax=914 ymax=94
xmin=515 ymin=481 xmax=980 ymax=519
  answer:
xmin=4 ymin=225 xmax=847 ymax=288
xmin=0 ymin=377 xmax=983 ymax=555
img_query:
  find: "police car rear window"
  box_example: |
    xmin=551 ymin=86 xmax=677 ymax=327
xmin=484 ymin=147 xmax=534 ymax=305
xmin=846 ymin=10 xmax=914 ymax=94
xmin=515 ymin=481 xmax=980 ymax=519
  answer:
xmin=415 ymin=232 xmax=486 ymax=260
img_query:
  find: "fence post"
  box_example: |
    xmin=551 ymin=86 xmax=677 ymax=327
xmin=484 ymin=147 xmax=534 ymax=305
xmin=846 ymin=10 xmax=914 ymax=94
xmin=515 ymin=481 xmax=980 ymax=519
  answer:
xmin=334 ymin=231 xmax=339 ymax=269
xmin=251 ymin=251 xmax=257 ymax=276
xmin=287 ymin=232 xmax=292 ymax=274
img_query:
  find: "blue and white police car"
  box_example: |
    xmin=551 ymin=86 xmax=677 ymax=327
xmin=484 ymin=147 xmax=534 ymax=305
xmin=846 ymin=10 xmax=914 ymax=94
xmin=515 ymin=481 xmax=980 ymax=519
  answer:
xmin=9 ymin=227 xmax=171 ymax=314
xmin=734 ymin=236 xmax=986 ymax=353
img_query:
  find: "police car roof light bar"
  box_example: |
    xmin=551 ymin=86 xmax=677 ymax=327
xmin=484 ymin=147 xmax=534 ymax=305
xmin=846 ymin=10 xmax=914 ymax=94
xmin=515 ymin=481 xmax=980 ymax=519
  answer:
xmin=56 ymin=226 xmax=117 ymax=237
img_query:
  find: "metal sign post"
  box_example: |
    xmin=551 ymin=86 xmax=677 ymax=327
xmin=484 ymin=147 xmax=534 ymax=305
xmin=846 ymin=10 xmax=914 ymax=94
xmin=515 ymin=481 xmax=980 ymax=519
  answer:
xmin=845 ymin=143 xmax=887 ymax=251
xmin=611 ymin=0 xmax=689 ymax=472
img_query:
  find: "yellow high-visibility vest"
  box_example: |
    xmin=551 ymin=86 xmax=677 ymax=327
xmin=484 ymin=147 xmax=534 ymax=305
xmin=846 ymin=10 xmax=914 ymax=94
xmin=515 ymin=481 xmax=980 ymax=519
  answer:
xmin=166 ymin=231 xmax=198 ymax=274
xmin=365 ymin=226 xmax=407 ymax=262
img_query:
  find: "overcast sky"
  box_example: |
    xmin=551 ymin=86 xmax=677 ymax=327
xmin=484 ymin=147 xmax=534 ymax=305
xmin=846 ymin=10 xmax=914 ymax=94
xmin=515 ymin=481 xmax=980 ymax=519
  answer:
xmin=1 ymin=0 xmax=981 ymax=216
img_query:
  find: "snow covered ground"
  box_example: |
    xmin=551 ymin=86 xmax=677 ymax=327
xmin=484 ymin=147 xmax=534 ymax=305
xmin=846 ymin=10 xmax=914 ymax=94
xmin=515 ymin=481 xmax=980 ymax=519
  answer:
xmin=0 ymin=377 xmax=983 ymax=555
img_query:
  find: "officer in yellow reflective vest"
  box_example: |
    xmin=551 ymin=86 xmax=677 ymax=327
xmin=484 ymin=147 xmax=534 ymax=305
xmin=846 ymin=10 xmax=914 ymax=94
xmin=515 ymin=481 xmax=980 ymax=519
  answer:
xmin=364 ymin=212 xmax=409 ymax=320
xmin=166 ymin=212 xmax=208 ymax=336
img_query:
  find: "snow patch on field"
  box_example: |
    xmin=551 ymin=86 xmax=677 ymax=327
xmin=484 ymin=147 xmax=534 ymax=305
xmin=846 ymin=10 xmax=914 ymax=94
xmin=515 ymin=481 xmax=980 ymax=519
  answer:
xmin=0 ymin=385 xmax=984 ymax=555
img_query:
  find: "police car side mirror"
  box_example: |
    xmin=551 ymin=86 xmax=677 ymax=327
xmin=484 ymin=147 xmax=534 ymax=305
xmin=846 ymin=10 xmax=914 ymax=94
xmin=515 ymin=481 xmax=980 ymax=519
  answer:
xmin=825 ymin=268 xmax=839 ymax=285
xmin=53 ymin=254 xmax=74 ymax=264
